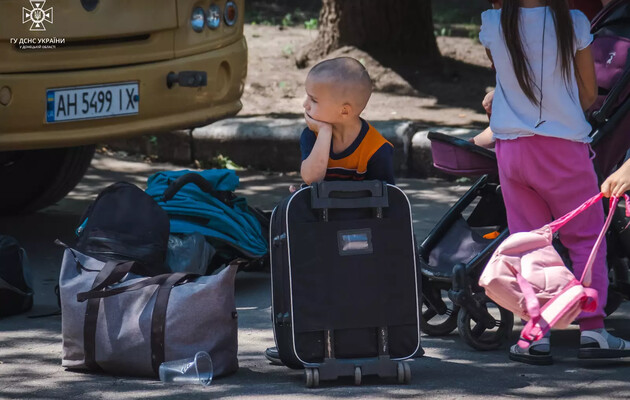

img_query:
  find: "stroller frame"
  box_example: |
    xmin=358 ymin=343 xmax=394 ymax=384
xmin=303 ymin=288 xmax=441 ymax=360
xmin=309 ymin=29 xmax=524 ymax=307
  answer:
xmin=419 ymin=134 xmax=514 ymax=350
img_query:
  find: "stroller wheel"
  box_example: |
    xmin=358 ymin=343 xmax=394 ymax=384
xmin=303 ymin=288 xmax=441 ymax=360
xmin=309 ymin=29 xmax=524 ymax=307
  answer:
xmin=457 ymin=298 xmax=513 ymax=351
xmin=421 ymin=290 xmax=460 ymax=336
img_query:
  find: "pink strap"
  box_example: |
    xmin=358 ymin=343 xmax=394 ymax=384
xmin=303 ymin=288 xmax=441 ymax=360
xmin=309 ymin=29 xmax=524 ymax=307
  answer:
xmin=549 ymin=193 xmax=604 ymax=232
xmin=519 ymin=318 xmax=548 ymax=347
xmin=516 ymin=273 xmax=541 ymax=322
xmin=519 ymin=285 xmax=598 ymax=347
xmin=582 ymin=287 xmax=599 ymax=313
xmin=502 ymin=262 xmax=542 ymax=323
xmin=515 ymin=273 xmax=543 ymax=348
xmin=547 ymin=194 xmax=619 ymax=287
xmin=580 ymin=196 xmax=618 ymax=286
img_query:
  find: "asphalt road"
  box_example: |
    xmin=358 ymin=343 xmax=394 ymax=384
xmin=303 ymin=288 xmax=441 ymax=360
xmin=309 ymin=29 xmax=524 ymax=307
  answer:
xmin=1 ymin=153 xmax=630 ymax=399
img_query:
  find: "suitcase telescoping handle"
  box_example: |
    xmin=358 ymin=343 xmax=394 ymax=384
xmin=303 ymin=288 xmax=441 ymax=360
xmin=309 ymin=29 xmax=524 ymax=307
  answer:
xmin=310 ymin=180 xmax=389 ymax=209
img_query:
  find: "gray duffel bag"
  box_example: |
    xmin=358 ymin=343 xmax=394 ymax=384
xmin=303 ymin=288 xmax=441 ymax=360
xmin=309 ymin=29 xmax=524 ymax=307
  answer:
xmin=59 ymin=246 xmax=240 ymax=378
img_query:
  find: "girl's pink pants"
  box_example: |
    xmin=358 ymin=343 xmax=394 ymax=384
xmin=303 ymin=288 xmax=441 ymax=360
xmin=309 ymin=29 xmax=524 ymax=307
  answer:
xmin=496 ymin=135 xmax=607 ymax=330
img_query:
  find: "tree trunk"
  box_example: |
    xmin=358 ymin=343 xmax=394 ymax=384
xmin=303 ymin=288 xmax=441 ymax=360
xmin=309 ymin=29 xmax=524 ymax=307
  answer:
xmin=297 ymin=0 xmax=441 ymax=67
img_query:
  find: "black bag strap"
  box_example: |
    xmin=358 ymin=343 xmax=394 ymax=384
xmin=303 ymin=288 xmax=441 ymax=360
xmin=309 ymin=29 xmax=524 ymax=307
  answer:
xmin=83 ymin=260 xmax=136 ymax=372
xmin=83 ymin=296 xmax=102 ymax=371
xmin=150 ymin=272 xmax=189 ymax=373
xmin=90 ymin=260 xmax=136 ymax=292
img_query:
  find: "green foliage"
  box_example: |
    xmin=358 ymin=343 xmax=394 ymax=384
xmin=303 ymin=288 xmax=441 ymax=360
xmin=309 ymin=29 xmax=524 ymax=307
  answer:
xmin=209 ymin=154 xmax=243 ymax=170
xmin=245 ymin=4 xmax=317 ymax=28
xmin=455 ymin=177 xmax=472 ymax=184
xmin=434 ymin=27 xmax=452 ymax=37
xmin=432 ymin=0 xmax=484 ymax=25
xmin=281 ymin=13 xmax=293 ymax=27
xmin=469 ymin=30 xmax=480 ymax=43
xmin=304 ymin=18 xmax=318 ymax=30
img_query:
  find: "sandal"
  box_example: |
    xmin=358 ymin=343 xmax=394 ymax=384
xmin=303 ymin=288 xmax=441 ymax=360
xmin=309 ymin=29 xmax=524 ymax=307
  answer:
xmin=509 ymin=337 xmax=553 ymax=365
xmin=578 ymin=329 xmax=630 ymax=359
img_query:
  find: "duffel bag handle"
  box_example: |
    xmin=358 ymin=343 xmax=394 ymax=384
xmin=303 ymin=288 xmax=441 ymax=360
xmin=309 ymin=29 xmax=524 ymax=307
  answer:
xmin=89 ymin=260 xmax=137 ymax=293
xmin=310 ymin=180 xmax=389 ymax=209
xmin=77 ymin=272 xmax=194 ymax=302
xmin=78 ymin=258 xmax=250 ymax=301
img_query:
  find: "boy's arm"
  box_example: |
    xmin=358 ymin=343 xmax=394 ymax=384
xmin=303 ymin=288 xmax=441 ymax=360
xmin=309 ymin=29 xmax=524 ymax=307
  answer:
xmin=300 ymin=114 xmax=333 ymax=184
xmin=366 ymin=144 xmax=395 ymax=185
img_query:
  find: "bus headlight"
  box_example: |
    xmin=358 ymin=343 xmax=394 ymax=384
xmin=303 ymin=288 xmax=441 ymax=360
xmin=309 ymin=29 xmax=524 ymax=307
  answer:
xmin=207 ymin=4 xmax=221 ymax=29
xmin=191 ymin=7 xmax=205 ymax=32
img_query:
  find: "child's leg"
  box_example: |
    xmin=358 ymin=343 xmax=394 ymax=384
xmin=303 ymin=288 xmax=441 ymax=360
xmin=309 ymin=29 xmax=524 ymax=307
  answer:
xmin=523 ymin=137 xmax=607 ymax=326
xmin=496 ymin=137 xmax=555 ymax=364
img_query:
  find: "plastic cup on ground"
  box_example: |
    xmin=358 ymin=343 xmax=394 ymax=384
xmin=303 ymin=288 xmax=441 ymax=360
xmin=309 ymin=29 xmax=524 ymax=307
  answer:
xmin=159 ymin=351 xmax=213 ymax=386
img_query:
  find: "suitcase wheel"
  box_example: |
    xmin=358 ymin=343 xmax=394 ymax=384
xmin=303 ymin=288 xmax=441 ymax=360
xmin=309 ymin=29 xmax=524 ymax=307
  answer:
xmin=354 ymin=366 xmax=362 ymax=386
xmin=397 ymin=362 xmax=411 ymax=384
xmin=305 ymin=367 xmax=319 ymax=388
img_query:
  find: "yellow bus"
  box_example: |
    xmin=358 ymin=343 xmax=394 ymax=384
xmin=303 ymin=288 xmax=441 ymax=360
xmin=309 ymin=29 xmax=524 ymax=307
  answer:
xmin=0 ymin=0 xmax=247 ymax=213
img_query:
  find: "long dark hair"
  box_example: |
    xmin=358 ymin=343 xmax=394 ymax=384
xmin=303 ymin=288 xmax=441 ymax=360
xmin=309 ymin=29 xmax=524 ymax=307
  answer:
xmin=501 ymin=0 xmax=575 ymax=105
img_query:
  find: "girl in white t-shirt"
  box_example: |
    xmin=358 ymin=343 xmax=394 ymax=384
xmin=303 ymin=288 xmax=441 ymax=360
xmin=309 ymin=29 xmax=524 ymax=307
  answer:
xmin=479 ymin=0 xmax=630 ymax=365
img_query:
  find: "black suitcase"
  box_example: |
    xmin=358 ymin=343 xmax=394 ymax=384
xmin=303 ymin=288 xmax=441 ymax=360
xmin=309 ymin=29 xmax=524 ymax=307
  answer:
xmin=270 ymin=180 xmax=422 ymax=387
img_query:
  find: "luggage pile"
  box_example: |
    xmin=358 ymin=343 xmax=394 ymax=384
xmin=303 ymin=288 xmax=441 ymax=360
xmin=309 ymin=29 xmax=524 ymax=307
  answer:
xmin=59 ymin=170 xmax=268 ymax=379
xmin=54 ymin=173 xmax=422 ymax=387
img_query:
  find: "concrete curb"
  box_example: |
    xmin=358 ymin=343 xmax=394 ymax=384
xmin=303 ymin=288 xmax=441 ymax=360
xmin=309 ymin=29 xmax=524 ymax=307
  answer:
xmin=105 ymin=118 xmax=481 ymax=178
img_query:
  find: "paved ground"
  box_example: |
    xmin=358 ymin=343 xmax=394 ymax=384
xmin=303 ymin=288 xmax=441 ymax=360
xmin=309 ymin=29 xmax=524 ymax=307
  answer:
xmin=2 ymin=154 xmax=630 ymax=399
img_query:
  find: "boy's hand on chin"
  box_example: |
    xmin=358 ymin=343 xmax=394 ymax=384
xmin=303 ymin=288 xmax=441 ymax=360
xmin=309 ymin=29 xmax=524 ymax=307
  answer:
xmin=304 ymin=112 xmax=332 ymax=134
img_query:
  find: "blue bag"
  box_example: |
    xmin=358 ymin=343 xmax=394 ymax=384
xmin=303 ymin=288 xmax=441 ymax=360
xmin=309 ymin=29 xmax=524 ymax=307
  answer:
xmin=145 ymin=170 xmax=268 ymax=265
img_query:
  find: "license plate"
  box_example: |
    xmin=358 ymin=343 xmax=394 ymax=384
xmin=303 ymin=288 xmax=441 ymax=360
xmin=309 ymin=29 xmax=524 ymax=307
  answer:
xmin=46 ymin=82 xmax=139 ymax=123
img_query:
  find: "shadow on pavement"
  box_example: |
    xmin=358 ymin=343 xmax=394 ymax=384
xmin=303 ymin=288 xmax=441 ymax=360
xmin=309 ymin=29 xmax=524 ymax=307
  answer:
xmin=1 ymin=154 xmax=630 ymax=399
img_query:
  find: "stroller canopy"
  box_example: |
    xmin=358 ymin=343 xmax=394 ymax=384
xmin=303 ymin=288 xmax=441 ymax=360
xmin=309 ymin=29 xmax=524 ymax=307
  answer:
xmin=146 ymin=169 xmax=268 ymax=259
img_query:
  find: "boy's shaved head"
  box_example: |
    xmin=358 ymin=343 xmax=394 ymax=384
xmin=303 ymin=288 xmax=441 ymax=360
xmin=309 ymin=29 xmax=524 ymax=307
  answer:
xmin=307 ymin=57 xmax=373 ymax=112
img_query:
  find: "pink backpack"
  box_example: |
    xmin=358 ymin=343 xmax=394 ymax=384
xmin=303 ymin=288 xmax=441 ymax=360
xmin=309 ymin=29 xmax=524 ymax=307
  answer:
xmin=479 ymin=193 xmax=625 ymax=348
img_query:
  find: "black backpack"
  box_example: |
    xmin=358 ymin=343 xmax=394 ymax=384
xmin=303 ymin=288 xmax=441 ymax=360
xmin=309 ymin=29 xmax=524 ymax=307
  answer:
xmin=0 ymin=235 xmax=33 ymax=317
xmin=76 ymin=182 xmax=170 ymax=276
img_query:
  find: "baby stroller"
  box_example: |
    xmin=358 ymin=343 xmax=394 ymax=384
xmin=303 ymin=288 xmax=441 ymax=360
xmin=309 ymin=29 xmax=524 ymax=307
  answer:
xmin=419 ymin=0 xmax=630 ymax=351
xmin=419 ymin=133 xmax=512 ymax=350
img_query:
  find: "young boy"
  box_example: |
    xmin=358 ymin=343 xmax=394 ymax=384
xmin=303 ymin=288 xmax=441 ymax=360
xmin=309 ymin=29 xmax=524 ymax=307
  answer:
xmin=266 ymin=57 xmax=394 ymax=366
xmin=299 ymin=57 xmax=395 ymax=185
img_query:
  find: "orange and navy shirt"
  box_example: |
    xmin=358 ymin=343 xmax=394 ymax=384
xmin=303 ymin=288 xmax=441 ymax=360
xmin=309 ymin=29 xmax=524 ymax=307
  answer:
xmin=300 ymin=119 xmax=395 ymax=184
